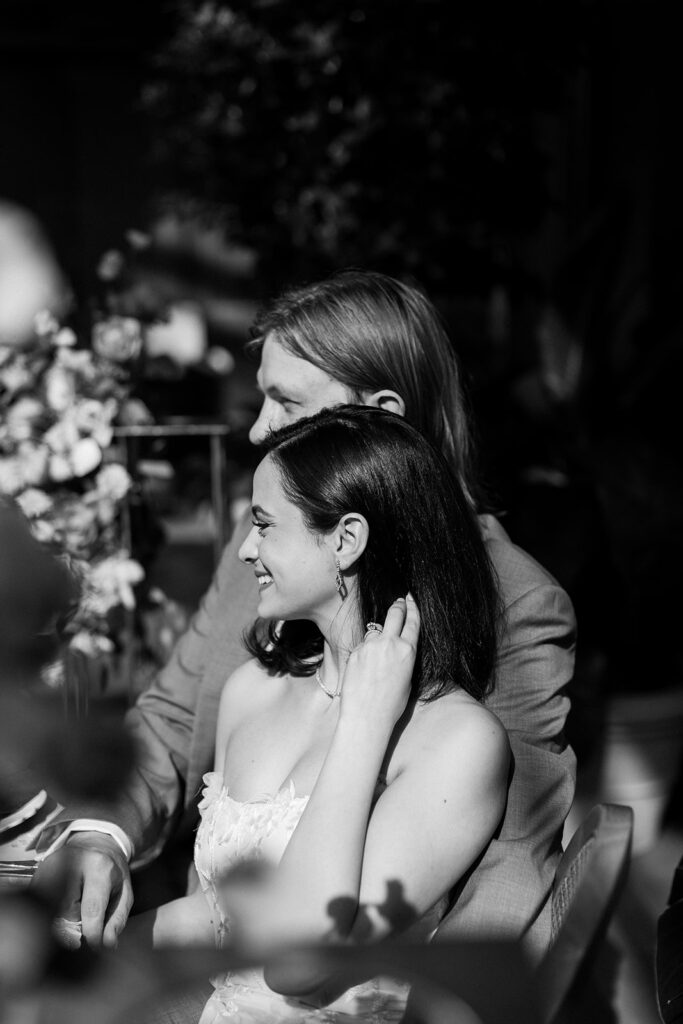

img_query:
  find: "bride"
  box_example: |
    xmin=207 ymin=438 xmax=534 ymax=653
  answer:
xmin=124 ymin=406 xmax=509 ymax=1022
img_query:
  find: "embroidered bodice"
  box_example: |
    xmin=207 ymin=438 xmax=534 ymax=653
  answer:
xmin=194 ymin=771 xmax=310 ymax=948
xmin=194 ymin=771 xmax=444 ymax=1022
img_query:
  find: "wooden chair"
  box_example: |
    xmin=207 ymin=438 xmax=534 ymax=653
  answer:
xmin=656 ymin=853 xmax=683 ymax=1024
xmin=403 ymin=803 xmax=633 ymax=1024
xmin=536 ymin=802 xmax=634 ymax=1024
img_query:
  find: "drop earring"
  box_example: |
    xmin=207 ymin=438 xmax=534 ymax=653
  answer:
xmin=335 ymin=558 xmax=347 ymax=599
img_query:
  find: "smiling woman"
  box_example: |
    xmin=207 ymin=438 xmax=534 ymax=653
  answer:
xmin=243 ymin=406 xmax=499 ymax=702
xmin=123 ymin=405 xmax=508 ymax=1023
xmin=239 ymin=458 xmax=348 ymax=630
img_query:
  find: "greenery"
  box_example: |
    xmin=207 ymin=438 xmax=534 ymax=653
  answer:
xmin=143 ymin=0 xmax=584 ymax=292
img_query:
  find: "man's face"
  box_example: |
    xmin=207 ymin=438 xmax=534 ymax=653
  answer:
xmin=249 ymin=333 xmax=355 ymax=444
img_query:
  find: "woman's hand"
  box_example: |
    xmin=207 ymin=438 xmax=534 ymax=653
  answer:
xmin=339 ymin=594 xmax=420 ymax=734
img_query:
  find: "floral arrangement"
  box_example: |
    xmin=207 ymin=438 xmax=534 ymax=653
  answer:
xmin=0 ymin=311 xmax=147 ymax=682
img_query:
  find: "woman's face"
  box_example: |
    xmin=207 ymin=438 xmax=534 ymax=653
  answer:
xmin=238 ymin=456 xmax=339 ymax=624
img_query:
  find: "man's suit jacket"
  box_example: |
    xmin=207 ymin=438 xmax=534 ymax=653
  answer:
xmin=78 ymin=512 xmax=576 ymax=958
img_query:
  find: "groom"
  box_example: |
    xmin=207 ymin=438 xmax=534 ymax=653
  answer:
xmin=36 ymin=270 xmax=576 ymax=962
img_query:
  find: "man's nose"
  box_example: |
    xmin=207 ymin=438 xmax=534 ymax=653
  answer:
xmin=248 ymin=402 xmax=271 ymax=445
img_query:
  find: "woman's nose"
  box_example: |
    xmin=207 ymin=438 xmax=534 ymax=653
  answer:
xmin=238 ymin=526 xmax=259 ymax=564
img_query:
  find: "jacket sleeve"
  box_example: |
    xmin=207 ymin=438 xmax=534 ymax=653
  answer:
xmin=490 ymin=580 xmax=576 ymax=749
xmin=437 ymin=528 xmax=578 ymax=959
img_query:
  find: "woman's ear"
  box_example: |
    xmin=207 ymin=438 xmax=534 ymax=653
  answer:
xmin=334 ymin=513 xmax=369 ymax=570
xmin=362 ymin=389 xmax=406 ymax=418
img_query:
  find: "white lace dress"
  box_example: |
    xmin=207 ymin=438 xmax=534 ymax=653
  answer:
xmin=194 ymin=771 xmax=444 ymax=1023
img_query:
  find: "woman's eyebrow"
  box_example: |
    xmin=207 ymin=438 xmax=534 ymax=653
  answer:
xmin=251 ymin=504 xmax=272 ymax=519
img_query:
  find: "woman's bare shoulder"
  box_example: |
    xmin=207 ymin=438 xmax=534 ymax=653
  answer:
xmin=224 ymin=657 xmax=270 ymax=687
xmin=416 ymin=687 xmax=504 ymax=728
xmin=397 ymin=689 xmax=509 ymax=780
xmin=219 ymin=658 xmax=286 ymax=715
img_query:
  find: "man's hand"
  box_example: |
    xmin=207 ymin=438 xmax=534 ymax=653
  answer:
xmin=33 ymin=832 xmax=133 ymax=948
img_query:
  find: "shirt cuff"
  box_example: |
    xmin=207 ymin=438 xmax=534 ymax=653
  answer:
xmin=36 ymin=819 xmax=133 ymax=862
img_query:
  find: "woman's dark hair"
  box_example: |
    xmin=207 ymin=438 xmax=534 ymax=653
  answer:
xmin=245 ymin=407 xmax=501 ymax=702
xmin=248 ymin=269 xmax=482 ymax=510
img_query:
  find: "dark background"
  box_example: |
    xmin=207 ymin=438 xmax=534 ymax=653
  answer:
xmin=1 ymin=2 xmax=679 ymax=314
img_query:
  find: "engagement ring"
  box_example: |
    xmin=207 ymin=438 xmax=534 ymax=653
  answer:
xmin=363 ymin=621 xmax=383 ymax=640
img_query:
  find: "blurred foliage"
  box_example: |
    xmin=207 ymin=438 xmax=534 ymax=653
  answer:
xmin=142 ymin=0 xmax=588 ymax=291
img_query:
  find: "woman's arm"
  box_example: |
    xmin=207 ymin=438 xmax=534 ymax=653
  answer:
xmin=259 ymin=598 xmax=419 ymax=949
xmin=231 ymin=598 xmax=509 ymax=998
xmin=263 ymin=704 xmax=509 ymax=998
xmin=120 ymin=888 xmax=216 ymax=949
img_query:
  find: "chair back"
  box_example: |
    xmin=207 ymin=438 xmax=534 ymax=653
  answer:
xmin=537 ymin=802 xmax=633 ymax=1024
xmin=656 ymin=853 xmax=683 ymax=1024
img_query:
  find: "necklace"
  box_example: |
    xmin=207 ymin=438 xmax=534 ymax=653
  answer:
xmin=315 ymin=667 xmax=340 ymax=699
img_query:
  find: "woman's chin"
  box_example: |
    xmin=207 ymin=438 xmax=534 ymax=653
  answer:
xmin=255 ymin=587 xmax=276 ymax=617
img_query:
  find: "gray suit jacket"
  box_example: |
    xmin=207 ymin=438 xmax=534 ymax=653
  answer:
xmin=75 ymin=512 xmax=576 ymax=957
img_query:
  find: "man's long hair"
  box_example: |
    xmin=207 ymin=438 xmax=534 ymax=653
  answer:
xmin=249 ymin=270 xmax=483 ymax=510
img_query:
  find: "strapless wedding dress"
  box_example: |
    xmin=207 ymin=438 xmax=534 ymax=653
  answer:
xmin=194 ymin=771 xmax=444 ymax=1023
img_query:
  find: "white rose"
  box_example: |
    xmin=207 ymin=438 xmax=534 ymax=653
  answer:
xmin=56 ymin=348 xmax=92 ymax=374
xmin=31 ymin=519 xmax=56 ymax=544
xmin=17 ymin=442 xmax=49 ymax=487
xmin=96 ymin=497 xmax=117 ymax=526
xmin=0 ymin=457 xmax=23 ymax=495
xmin=44 ymin=415 xmax=79 ymax=454
xmin=54 ymin=327 xmax=77 ymax=347
xmin=48 ymin=452 xmax=73 ymax=482
xmin=44 ymin=365 xmax=76 ymax=412
xmin=95 ymin=463 xmax=132 ymax=502
xmin=92 ymin=316 xmax=143 ymax=363
xmin=16 ymin=487 xmax=53 ymax=518
xmin=5 ymin=397 xmax=45 ymax=442
xmin=74 ymin=398 xmax=116 ymax=447
xmin=70 ymin=437 xmax=102 ymax=477
xmin=1 ymin=361 xmax=33 ymax=396
xmin=113 ymin=557 xmax=145 ymax=609
xmin=88 ymin=554 xmax=144 ymax=611
xmin=34 ymin=310 xmax=59 ymax=337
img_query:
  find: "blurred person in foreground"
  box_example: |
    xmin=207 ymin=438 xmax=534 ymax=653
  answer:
xmin=34 ymin=272 xmax=576 ymax=969
xmin=0 ymin=496 xmax=72 ymax=814
xmin=0 ymin=496 xmax=133 ymax=841
xmin=0 ymin=498 xmax=141 ymax=1017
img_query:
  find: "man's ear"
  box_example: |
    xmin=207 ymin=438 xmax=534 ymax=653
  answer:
xmin=334 ymin=513 xmax=369 ymax=570
xmin=362 ymin=389 xmax=406 ymax=418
